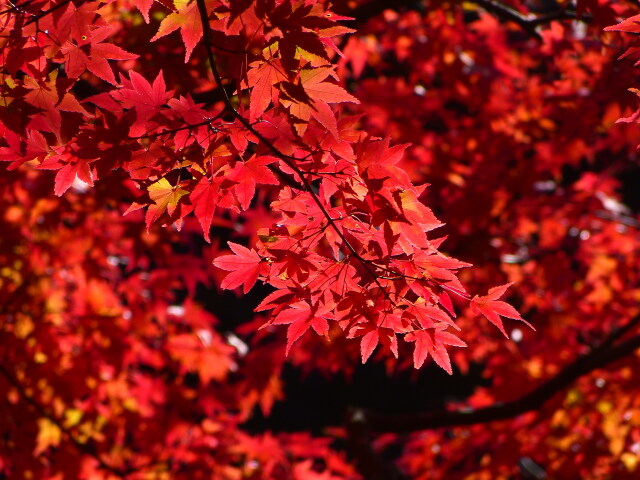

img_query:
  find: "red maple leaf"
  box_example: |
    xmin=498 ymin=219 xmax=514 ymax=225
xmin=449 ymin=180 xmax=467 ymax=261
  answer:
xmin=228 ymin=155 xmax=280 ymax=210
xmin=280 ymin=67 xmax=359 ymax=138
xmin=60 ymin=26 xmax=137 ymax=85
xmin=150 ymin=0 xmax=203 ymax=62
xmin=470 ymin=283 xmax=533 ymax=337
xmin=359 ymin=329 xmax=379 ymax=363
xmin=191 ymin=176 xmax=219 ymax=243
xmin=111 ymin=71 xmax=173 ymax=136
xmin=247 ymin=58 xmax=287 ymax=122
xmin=604 ymin=14 xmax=640 ymax=35
xmin=266 ymin=301 xmax=335 ymax=354
xmin=405 ymin=328 xmax=466 ymax=373
xmin=213 ymin=242 xmax=265 ymax=294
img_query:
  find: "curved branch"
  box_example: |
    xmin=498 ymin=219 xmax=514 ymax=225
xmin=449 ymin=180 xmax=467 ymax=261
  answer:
xmin=353 ymin=321 xmax=640 ymax=433
xmin=471 ymin=0 xmax=590 ymax=41
xmin=347 ymin=0 xmax=591 ymax=41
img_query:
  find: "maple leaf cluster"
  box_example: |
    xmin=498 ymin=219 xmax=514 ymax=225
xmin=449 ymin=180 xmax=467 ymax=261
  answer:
xmin=0 ymin=0 xmax=529 ymax=373
xmin=342 ymin=1 xmax=640 ymax=478
xmin=2 ymin=0 xmax=640 ymax=479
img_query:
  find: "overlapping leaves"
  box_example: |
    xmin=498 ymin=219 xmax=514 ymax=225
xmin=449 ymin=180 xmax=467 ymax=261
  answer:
xmin=0 ymin=0 xmax=529 ymax=374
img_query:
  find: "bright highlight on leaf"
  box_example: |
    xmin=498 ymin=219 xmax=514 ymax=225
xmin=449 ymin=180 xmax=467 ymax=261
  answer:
xmin=146 ymin=177 xmax=188 ymax=228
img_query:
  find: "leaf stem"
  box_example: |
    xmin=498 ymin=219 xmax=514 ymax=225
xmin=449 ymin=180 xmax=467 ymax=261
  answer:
xmin=194 ymin=0 xmax=395 ymax=303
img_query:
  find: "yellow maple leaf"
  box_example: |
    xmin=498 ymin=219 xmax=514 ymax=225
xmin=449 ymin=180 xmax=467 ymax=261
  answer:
xmin=34 ymin=418 xmax=62 ymax=456
xmin=146 ymin=177 xmax=188 ymax=227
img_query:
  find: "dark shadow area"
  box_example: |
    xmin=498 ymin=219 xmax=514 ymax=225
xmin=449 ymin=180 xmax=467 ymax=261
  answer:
xmin=243 ymin=361 xmax=487 ymax=434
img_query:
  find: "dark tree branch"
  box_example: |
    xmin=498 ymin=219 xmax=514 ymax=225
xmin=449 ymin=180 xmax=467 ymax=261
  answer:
xmin=129 ymin=118 xmax=220 ymax=140
xmin=194 ymin=0 xmax=400 ymax=304
xmin=24 ymin=0 xmax=77 ymax=26
xmin=346 ymin=0 xmax=591 ymax=41
xmin=595 ymin=314 xmax=640 ymax=351
xmin=469 ymin=0 xmax=590 ymax=41
xmin=350 ymin=318 xmax=640 ymax=433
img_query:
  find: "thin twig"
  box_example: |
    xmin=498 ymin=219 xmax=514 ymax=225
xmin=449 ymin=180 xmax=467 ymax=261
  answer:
xmin=24 ymin=0 xmax=76 ymax=26
xmin=0 ymin=0 xmax=35 ymax=15
xmin=129 ymin=118 xmax=218 ymax=140
xmin=194 ymin=0 xmax=396 ymax=303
